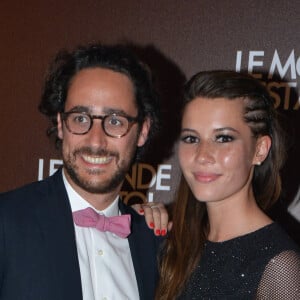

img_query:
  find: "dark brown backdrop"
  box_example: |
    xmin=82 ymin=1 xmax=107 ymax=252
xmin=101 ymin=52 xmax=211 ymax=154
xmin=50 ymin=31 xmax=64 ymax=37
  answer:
xmin=0 ymin=0 xmax=299 ymax=242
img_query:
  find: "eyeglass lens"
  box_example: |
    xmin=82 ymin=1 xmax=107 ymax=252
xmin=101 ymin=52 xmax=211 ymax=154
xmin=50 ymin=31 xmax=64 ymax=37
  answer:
xmin=65 ymin=112 xmax=132 ymax=137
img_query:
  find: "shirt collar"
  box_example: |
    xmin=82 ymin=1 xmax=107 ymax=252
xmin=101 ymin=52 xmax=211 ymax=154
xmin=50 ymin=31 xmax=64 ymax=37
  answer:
xmin=62 ymin=169 xmax=120 ymax=217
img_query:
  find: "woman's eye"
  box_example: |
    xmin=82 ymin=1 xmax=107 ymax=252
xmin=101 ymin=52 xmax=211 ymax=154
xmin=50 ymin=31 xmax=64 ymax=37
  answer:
xmin=181 ymin=135 xmax=199 ymax=144
xmin=216 ymin=135 xmax=234 ymax=143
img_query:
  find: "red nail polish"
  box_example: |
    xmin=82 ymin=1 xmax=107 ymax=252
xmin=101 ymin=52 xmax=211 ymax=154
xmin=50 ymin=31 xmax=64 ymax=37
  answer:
xmin=149 ymin=222 xmax=154 ymax=228
xmin=156 ymin=229 xmax=161 ymax=235
xmin=139 ymin=209 xmax=144 ymax=214
xmin=161 ymin=229 xmax=166 ymax=236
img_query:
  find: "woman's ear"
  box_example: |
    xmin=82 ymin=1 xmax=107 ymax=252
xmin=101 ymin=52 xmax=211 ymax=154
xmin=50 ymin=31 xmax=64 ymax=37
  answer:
xmin=253 ymin=135 xmax=272 ymax=165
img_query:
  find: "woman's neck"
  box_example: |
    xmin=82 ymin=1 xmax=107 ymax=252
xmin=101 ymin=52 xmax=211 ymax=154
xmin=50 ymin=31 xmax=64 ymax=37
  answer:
xmin=206 ymin=194 xmax=272 ymax=242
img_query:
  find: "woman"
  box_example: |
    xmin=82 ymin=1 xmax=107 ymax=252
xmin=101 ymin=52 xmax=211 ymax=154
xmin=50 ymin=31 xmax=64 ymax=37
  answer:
xmin=156 ymin=70 xmax=300 ymax=299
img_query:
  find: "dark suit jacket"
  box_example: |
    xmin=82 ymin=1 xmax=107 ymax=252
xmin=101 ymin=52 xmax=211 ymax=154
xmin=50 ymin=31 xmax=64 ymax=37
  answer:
xmin=0 ymin=170 xmax=163 ymax=300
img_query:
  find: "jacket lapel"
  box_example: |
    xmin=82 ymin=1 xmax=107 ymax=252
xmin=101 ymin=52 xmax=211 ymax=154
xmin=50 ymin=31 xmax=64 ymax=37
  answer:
xmin=119 ymin=200 xmax=161 ymax=300
xmin=34 ymin=170 xmax=83 ymax=300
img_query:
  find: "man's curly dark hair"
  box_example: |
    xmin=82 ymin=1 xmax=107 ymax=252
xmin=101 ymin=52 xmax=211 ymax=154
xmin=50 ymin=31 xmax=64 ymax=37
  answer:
xmin=39 ymin=43 xmax=160 ymax=159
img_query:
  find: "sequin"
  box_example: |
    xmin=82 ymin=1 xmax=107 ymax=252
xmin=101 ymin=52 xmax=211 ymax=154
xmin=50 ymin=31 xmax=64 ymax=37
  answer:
xmin=177 ymin=223 xmax=300 ymax=299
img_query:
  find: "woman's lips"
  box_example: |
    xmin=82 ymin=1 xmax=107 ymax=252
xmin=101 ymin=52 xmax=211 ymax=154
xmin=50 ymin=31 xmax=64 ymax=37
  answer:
xmin=193 ymin=172 xmax=221 ymax=183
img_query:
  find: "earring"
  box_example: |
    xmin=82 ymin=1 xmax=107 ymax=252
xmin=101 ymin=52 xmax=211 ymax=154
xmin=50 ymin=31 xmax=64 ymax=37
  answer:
xmin=256 ymin=161 xmax=261 ymax=166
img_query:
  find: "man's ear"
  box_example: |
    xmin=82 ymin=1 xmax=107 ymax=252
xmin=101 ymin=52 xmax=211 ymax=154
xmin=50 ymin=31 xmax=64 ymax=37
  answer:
xmin=57 ymin=113 xmax=64 ymax=140
xmin=253 ymin=135 xmax=272 ymax=165
xmin=137 ymin=117 xmax=151 ymax=147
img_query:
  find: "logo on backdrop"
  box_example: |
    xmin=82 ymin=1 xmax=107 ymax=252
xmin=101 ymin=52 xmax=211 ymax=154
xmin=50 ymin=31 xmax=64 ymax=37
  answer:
xmin=38 ymin=158 xmax=172 ymax=204
xmin=235 ymin=50 xmax=299 ymax=110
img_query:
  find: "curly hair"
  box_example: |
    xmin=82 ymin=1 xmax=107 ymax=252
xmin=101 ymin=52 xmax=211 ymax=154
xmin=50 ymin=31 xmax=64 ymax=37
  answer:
xmin=39 ymin=43 xmax=160 ymax=158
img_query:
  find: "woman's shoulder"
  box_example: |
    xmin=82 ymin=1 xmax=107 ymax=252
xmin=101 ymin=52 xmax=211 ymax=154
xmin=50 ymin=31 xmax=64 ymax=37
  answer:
xmin=204 ymin=222 xmax=300 ymax=264
xmin=257 ymin=222 xmax=300 ymax=252
xmin=256 ymin=232 xmax=300 ymax=299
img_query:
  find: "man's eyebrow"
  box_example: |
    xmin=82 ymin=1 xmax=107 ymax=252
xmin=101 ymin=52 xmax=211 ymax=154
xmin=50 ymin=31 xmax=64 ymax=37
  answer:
xmin=103 ymin=108 xmax=124 ymax=114
xmin=102 ymin=107 xmax=135 ymax=117
xmin=66 ymin=106 xmax=91 ymax=113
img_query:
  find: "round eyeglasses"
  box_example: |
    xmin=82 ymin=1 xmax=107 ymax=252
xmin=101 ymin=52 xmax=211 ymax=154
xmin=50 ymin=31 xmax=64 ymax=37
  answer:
xmin=61 ymin=112 xmax=139 ymax=138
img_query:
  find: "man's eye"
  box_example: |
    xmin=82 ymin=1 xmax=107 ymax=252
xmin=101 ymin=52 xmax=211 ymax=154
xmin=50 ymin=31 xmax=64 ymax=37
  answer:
xmin=180 ymin=135 xmax=199 ymax=144
xmin=216 ymin=135 xmax=234 ymax=143
xmin=73 ymin=114 xmax=89 ymax=123
xmin=109 ymin=117 xmax=123 ymax=126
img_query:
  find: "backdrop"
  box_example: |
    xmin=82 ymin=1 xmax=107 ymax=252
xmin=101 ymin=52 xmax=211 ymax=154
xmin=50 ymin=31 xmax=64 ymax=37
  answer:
xmin=0 ymin=0 xmax=299 ymax=243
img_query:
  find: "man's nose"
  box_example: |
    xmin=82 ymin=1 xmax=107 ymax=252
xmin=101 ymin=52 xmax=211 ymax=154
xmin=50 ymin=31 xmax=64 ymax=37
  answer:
xmin=86 ymin=119 xmax=108 ymax=148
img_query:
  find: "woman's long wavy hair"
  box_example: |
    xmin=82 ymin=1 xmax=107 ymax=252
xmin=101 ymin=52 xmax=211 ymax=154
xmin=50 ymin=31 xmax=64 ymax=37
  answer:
xmin=156 ymin=70 xmax=286 ymax=299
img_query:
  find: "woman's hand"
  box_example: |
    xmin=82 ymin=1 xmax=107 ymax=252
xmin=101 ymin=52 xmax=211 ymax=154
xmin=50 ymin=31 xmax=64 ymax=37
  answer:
xmin=131 ymin=202 xmax=172 ymax=236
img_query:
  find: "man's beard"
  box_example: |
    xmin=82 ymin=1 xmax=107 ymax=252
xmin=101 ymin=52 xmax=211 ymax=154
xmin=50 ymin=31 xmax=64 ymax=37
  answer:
xmin=63 ymin=146 xmax=136 ymax=194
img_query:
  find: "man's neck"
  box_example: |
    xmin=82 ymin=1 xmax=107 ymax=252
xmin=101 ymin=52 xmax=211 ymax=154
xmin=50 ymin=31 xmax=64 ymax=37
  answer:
xmin=62 ymin=168 xmax=122 ymax=211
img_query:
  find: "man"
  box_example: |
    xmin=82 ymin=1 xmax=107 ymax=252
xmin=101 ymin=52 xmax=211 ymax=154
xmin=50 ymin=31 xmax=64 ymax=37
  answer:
xmin=0 ymin=43 xmax=167 ymax=300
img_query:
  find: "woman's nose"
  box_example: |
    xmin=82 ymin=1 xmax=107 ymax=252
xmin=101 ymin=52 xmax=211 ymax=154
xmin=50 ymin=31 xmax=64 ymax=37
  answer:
xmin=195 ymin=141 xmax=215 ymax=164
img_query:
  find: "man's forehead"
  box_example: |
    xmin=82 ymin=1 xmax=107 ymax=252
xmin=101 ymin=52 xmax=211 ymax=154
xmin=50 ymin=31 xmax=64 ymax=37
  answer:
xmin=65 ymin=105 xmax=136 ymax=116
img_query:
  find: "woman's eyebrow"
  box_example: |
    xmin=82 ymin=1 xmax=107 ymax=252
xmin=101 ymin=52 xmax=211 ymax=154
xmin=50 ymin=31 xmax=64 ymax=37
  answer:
xmin=214 ymin=127 xmax=240 ymax=134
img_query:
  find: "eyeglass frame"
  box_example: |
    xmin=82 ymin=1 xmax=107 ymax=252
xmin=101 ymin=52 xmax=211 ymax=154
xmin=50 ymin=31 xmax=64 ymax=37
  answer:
xmin=60 ymin=111 xmax=140 ymax=138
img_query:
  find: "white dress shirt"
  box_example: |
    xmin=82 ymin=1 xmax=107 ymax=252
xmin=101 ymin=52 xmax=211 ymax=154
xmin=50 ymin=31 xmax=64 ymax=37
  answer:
xmin=62 ymin=171 xmax=139 ymax=300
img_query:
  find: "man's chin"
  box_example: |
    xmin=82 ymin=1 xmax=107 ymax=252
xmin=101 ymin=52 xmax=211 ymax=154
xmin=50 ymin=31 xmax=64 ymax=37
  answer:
xmin=73 ymin=173 xmax=124 ymax=194
xmin=73 ymin=177 xmax=118 ymax=194
xmin=64 ymin=163 xmax=127 ymax=194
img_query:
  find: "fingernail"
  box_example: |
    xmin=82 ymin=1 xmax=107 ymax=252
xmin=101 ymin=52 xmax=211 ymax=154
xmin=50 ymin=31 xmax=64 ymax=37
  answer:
xmin=156 ymin=229 xmax=161 ymax=235
xmin=161 ymin=229 xmax=166 ymax=236
xmin=139 ymin=209 xmax=144 ymax=214
xmin=149 ymin=222 xmax=154 ymax=228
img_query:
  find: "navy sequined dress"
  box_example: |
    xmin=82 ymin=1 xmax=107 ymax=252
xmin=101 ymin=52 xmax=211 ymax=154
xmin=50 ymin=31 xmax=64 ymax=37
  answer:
xmin=178 ymin=223 xmax=300 ymax=299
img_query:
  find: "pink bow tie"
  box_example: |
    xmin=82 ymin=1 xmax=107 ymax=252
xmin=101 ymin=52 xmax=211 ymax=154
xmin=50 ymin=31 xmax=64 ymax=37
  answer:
xmin=73 ymin=207 xmax=131 ymax=238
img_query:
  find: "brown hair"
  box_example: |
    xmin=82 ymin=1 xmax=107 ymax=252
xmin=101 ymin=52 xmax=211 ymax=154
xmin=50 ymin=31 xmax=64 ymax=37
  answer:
xmin=156 ymin=70 xmax=286 ymax=299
